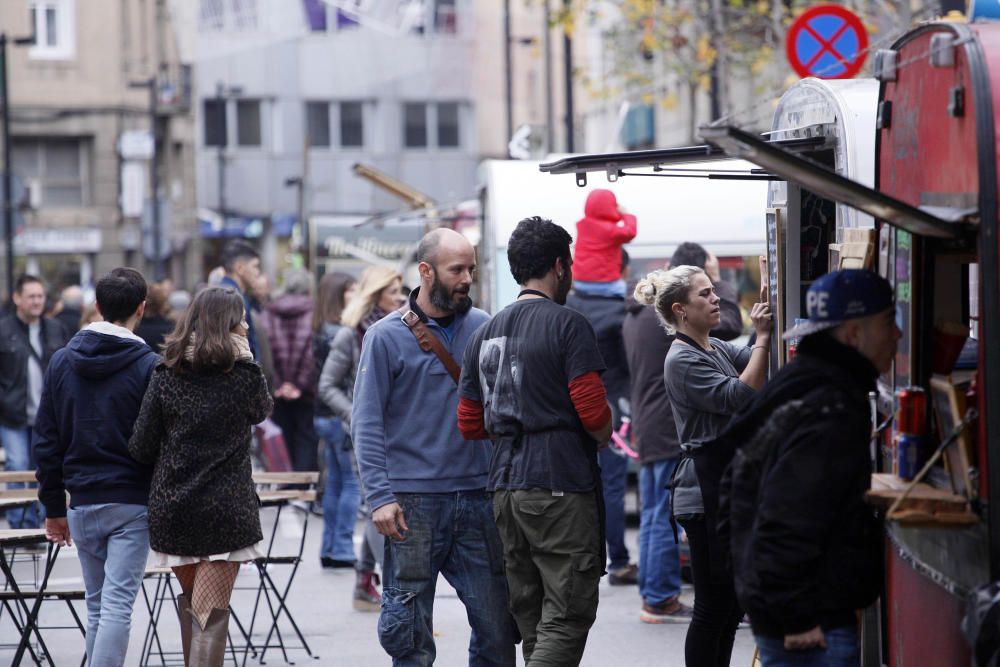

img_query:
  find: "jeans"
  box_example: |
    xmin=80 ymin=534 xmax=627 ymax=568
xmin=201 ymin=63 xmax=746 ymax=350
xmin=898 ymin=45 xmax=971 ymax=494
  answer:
xmin=598 ymin=446 xmax=630 ymax=570
xmin=67 ymin=503 xmax=150 ymax=667
xmin=755 ymin=626 xmax=860 ymax=667
xmin=638 ymin=459 xmax=681 ymax=605
xmin=315 ymin=416 xmax=360 ymax=563
xmin=679 ymin=516 xmax=742 ymax=667
xmin=1 ymin=425 xmax=42 ymax=528
xmin=380 ymin=491 xmax=516 ymax=667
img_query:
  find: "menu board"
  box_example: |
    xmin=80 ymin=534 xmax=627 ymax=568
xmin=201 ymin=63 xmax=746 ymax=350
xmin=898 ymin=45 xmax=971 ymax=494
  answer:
xmin=766 ymin=208 xmax=786 ymax=371
xmin=894 ymin=229 xmax=913 ymax=387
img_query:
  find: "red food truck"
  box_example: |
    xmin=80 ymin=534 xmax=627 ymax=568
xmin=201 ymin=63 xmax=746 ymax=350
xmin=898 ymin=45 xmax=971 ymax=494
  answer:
xmin=541 ymin=18 xmax=1000 ymax=665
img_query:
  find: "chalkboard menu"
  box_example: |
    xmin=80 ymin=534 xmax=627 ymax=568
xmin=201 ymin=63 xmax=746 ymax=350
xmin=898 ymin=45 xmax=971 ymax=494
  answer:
xmin=894 ymin=229 xmax=913 ymax=387
xmin=766 ymin=208 xmax=786 ymax=372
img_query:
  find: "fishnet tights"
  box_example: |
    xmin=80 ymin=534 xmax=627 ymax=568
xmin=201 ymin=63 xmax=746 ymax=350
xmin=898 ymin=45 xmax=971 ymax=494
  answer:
xmin=173 ymin=562 xmax=240 ymax=629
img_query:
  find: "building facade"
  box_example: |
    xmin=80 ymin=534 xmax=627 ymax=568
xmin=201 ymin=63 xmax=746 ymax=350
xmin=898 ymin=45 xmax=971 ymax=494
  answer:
xmin=182 ymin=0 xmax=481 ymax=279
xmin=1 ymin=0 xmax=199 ymax=295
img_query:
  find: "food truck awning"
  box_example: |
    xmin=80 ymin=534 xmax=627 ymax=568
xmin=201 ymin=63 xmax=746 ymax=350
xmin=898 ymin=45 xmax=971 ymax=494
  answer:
xmin=699 ymin=126 xmax=972 ymax=240
xmin=538 ymin=137 xmax=826 ymax=185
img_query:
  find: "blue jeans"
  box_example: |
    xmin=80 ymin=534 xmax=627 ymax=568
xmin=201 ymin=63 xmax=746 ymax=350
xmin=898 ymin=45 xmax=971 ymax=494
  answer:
xmin=380 ymin=491 xmax=516 ymax=667
xmin=315 ymin=416 xmax=360 ymax=563
xmin=67 ymin=503 xmax=150 ymax=667
xmin=1 ymin=425 xmax=42 ymax=528
xmin=638 ymin=459 xmax=681 ymax=605
xmin=756 ymin=626 xmax=860 ymax=667
xmin=599 ymin=447 xmax=630 ymax=570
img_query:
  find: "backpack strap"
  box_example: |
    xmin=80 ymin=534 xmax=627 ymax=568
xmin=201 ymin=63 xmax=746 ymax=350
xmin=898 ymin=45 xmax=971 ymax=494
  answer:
xmin=398 ymin=307 xmax=461 ymax=384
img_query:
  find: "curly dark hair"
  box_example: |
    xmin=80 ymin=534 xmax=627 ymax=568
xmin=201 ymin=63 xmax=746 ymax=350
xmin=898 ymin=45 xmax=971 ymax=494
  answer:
xmin=507 ymin=216 xmax=572 ymax=285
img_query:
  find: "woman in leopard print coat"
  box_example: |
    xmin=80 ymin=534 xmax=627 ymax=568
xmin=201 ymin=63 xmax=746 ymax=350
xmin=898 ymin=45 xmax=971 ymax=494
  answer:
xmin=129 ymin=286 xmax=273 ymax=666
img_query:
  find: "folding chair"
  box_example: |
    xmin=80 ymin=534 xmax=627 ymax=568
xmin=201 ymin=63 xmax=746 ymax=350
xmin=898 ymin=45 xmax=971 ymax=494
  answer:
xmin=239 ymin=472 xmax=320 ymax=665
xmin=139 ymin=566 xmax=246 ymax=667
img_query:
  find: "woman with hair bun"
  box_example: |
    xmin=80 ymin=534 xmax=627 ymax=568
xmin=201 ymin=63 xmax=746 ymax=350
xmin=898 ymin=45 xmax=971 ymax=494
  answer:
xmin=635 ymin=264 xmax=771 ymax=667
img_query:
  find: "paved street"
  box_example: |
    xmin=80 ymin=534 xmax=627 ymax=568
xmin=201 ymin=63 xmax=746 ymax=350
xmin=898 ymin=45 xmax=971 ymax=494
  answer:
xmin=1 ymin=505 xmax=755 ymax=666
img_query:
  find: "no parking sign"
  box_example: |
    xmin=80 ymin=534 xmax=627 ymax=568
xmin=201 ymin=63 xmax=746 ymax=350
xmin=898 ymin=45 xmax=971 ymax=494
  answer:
xmin=786 ymin=5 xmax=869 ymax=79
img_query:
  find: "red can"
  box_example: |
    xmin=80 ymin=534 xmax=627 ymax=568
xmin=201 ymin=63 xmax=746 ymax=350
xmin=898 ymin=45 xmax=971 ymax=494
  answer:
xmin=896 ymin=387 xmax=927 ymax=436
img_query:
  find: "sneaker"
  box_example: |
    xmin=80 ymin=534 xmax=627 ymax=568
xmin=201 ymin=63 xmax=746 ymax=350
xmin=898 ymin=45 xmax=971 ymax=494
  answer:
xmin=321 ymin=557 xmax=355 ymax=569
xmin=640 ymin=598 xmax=694 ymax=624
xmin=353 ymin=570 xmax=381 ymax=612
xmin=608 ymin=563 xmax=639 ymax=586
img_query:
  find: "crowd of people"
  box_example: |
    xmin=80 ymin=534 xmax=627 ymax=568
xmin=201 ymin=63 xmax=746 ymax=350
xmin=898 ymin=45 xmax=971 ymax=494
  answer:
xmin=0 ymin=189 xmax=898 ymax=666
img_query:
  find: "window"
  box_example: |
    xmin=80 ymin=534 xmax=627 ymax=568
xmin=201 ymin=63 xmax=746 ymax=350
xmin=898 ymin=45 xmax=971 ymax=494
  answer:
xmin=622 ymin=105 xmax=655 ymax=150
xmin=306 ymin=102 xmax=330 ymax=147
xmin=11 ymin=138 xmax=87 ymax=207
xmin=303 ymin=0 xmax=358 ymax=31
xmin=340 ymin=102 xmax=364 ymax=148
xmin=237 ymin=100 xmax=262 ymax=147
xmin=434 ymin=0 xmax=457 ymax=33
xmin=437 ymin=102 xmax=460 ymax=147
xmin=29 ymin=0 xmax=75 ymax=60
xmin=203 ymin=99 xmax=227 ymax=147
xmin=404 ymin=103 xmax=428 ymax=148
xmin=200 ymin=0 xmax=257 ymax=31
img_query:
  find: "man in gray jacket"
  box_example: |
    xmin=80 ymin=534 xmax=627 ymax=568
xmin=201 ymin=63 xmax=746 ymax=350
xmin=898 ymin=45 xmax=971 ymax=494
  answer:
xmin=352 ymin=229 xmax=515 ymax=666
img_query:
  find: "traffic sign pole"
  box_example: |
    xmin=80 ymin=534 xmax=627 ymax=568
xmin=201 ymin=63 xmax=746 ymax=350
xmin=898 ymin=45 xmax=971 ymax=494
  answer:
xmin=2 ymin=34 xmax=14 ymax=302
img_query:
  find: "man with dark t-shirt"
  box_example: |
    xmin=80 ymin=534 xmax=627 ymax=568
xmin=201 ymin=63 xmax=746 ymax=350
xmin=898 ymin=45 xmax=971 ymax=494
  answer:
xmin=458 ymin=216 xmax=613 ymax=666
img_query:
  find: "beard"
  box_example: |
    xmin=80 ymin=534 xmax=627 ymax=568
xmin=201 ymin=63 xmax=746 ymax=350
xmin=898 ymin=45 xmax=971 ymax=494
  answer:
xmin=554 ymin=268 xmax=573 ymax=305
xmin=429 ymin=269 xmax=473 ymax=314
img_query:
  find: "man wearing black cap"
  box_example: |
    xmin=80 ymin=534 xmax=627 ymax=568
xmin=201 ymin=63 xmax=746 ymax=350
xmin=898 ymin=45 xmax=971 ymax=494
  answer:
xmin=717 ymin=269 xmax=900 ymax=667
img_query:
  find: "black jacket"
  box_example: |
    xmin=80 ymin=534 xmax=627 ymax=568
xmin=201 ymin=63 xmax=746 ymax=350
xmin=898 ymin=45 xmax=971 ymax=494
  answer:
xmin=718 ymin=333 xmax=883 ymax=638
xmin=566 ymin=292 xmax=630 ymax=412
xmin=129 ymin=360 xmax=273 ymax=556
xmin=0 ymin=313 xmax=69 ymax=428
xmin=33 ymin=328 xmax=158 ymax=517
xmin=622 ymin=299 xmax=680 ymax=463
xmin=135 ymin=315 xmax=175 ymax=353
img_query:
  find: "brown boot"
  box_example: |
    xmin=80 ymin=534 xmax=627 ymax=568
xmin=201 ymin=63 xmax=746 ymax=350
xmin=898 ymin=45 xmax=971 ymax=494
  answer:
xmin=176 ymin=594 xmax=192 ymax=664
xmin=187 ymin=607 xmax=230 ymax=667
xmin=353 ymin=570 xmax=381 ymax=612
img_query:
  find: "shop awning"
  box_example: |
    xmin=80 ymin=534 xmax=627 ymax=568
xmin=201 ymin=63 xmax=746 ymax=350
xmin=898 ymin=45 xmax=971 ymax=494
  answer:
xmin=699 ymin=125 xmax=971 ymax=240
xmin=538 ymin=136 xmax=825 ymax=185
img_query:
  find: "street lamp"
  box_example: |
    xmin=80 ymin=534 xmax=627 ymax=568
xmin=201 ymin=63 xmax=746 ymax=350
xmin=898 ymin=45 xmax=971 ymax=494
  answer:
xmin=128 ymin=76 xmax=165 ymax=281
xmin=284 ymin=176 xmax=309 ymax=269
xmin=1 ymin=30 xmax=37 ymax=302
xmin=215 ymin=82 xmax=243 ymax=221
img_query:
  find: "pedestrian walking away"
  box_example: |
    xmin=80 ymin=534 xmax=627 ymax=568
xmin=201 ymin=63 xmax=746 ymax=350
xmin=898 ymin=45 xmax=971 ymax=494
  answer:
xmin=318 ymin=267 xmax=403 ymax=611
xmin=719 ymin=269 xmax=897 ymax=667
xmin=0 ymin=274 xmax=70 ymax=529
xmin=353 ymin=228 xmax=516 ymax=666
xmin=635 ymin=264 xmax=771 ymax=667
xmin=129 ymin=286 xmax=273 ymax=667
xmin=459 ymin=216 xmax=612 ymax=667
xmin=33 ymin=268 xmax=159 ymax=666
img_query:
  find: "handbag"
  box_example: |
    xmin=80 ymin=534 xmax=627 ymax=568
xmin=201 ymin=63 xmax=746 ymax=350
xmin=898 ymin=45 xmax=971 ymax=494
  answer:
xmin=255 ymin=417 xmax=293 ymax=472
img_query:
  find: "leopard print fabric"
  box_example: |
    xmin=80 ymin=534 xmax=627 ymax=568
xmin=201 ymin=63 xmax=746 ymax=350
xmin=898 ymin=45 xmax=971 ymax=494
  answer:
xmin=129 ymin=360 xmax=274 ymax=556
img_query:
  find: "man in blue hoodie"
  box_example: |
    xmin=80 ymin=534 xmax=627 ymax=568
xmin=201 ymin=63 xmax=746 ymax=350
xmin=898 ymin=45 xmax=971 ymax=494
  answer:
xmin=353 ymin=228 xmax=516 ymax=666
xmin=34 ymin=267 xmax=159 ymax=667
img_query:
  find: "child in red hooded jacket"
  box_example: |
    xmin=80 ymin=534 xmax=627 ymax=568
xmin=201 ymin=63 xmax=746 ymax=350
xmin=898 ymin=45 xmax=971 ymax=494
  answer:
xmin=573 ymin=189 xmax=637 ymax=295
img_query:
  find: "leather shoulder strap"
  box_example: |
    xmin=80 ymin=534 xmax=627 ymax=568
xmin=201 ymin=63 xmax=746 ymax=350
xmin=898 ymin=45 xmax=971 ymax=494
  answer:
xmin=398 ymin=307 xmax=461 ymax=384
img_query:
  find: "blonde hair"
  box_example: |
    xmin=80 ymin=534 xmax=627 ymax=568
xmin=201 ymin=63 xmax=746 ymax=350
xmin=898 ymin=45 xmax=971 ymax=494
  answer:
xmin=633 ymin=265 xmax=705 ymax=334
xmin=341 ymin=266 xmax=402 ymax=328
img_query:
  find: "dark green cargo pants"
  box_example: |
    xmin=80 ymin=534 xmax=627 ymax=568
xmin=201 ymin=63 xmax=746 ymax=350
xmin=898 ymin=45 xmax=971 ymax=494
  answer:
xmin=493 ymin=489 xmax=602 ymax=667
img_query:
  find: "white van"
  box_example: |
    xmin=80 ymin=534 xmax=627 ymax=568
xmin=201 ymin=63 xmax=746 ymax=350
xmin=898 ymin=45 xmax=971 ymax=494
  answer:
xmin=477 ymin=158 xmax=768 ymax=313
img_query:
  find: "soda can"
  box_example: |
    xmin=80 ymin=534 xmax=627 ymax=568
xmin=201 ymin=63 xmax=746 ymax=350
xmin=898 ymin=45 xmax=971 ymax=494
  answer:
xmin=896 ymin=387 xmax=927 ymax=436
xmin=898 ymin=434 xmax=922 ymax=481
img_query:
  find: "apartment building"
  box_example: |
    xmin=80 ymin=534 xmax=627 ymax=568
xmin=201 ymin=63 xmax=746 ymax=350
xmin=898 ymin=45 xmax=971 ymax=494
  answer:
xmin=1 ymin=0 xmax=199 ymax=293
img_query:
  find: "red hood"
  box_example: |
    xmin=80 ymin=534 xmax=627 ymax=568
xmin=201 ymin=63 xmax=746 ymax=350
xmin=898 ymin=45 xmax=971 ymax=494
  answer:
xmin=584 ymin=189 xmax=621 ymax=222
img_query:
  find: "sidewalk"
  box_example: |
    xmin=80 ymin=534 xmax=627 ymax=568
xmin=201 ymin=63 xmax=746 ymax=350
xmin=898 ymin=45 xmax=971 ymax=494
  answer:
xmin=0 ymin=506 xmax=756 ymax=665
